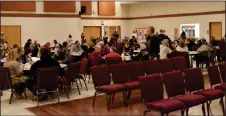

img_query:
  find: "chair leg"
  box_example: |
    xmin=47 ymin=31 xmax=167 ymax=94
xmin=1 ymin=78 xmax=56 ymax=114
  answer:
xmin=56 ymin=89 xmax=60 ymax=104
xmin=79 ymin=78 xmax=83 ymax=87
xmin=127 ymin=90 xmax=131 ymax=99
xmin=181 ymin=109 xmax=185 ymax=116
xmin=37 ymin=91 xmax=39 ymax=107
xmin=24 ymin=89 xmax=27 ymax=99
xmin=82 ymin=78 xmax=88 ymax=91
xmin=206 ymin=102 xmax=210 ymax=116
xmin=107 ymin=94 xmax=112 ymax=111
xmin=65 ymin=85 xmax=69 ymax=99
xmin=92 ymin=92 xmax=97 ymax=107
xmin=185 ymin=108 xmax=189 ymax=116
xmin=75 ymin=81 xmax=81 ymax=95
xmin=202 ymin=104 xmax=206 ymax=116
xmin=220 ymin=97 xmax=225 ymax=115
xmin=123 ymin=91 xmax=127 ymax=106
xmin=112 ymin=93 xmax=115 ymax=103
xmin=88 ymin=75 xmax=91 ymax=83
xmin=9 ymin=89 xmax=13 ymax=104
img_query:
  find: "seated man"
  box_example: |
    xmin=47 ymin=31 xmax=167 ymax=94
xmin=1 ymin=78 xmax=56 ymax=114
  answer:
xmin=25 ymin=48 xmax=63 ymax=100
xmin=54 ymin=42 xmax=70 ymax=64
xmin=105 ymin=47 xmax=121 ymax=59
xmin=196 ymin=39 xmax=214 ymax=68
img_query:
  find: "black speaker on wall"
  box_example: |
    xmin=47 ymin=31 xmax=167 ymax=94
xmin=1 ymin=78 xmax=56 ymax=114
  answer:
xmin=81 ymin=6 xmax=86 ymax=14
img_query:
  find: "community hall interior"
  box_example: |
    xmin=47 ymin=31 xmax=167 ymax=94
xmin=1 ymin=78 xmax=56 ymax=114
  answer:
xmin=0 ymin=1 xmax=226 ymax=115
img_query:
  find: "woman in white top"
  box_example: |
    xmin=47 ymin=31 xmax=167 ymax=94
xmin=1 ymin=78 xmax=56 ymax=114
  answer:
xmin=176 ymin=40 xmax=189 ymax=52
xmin=159 ymin=39 xmax=172 ymax=59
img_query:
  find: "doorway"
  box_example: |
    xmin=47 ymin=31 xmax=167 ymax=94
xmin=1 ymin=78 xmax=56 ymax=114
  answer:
xmin=1 ymin=26 xmax=21 ymax=47
xmin=209 ymin=22 xmax=222 ymax=41
xmin=83 ymin=26 xmax=101 ymax=46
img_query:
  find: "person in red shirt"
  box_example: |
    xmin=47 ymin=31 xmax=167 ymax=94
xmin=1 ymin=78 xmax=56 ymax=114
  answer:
xmin=105 ymin=47 xmax=121 ymax=59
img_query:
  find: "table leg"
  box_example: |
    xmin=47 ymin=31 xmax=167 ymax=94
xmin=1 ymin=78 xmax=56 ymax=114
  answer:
xmin=190 ymin=55 xmax=193 ymax=68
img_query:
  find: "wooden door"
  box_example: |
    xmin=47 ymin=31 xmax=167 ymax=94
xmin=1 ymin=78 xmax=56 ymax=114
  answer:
xmin=209 ymin=22 xmax=222 ymax=40
xmin=1 ymin=26 xmax=21 ymax=47
xmin=83 ymin=26 xmax=101 ymax=46
xmin=109 ymin=27 xmax=116 ymax=37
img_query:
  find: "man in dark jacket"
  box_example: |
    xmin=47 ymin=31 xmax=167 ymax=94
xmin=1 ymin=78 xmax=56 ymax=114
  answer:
xmin=26 ymin=48 xmax=64 ymax=97
xmin=146 ymin=26 xmax=160 ymax=60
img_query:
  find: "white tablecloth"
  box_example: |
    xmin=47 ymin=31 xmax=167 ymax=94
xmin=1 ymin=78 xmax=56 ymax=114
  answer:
xmin=23 ymin=63 xmax=67 ymax=71
xmin=188 ymin=51 xmax=199 ymax=55
xmin=71 ymin=52 xmax=82 ymax=56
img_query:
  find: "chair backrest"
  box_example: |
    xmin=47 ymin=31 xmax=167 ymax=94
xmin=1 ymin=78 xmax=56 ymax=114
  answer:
xmin=184 ymin=68 xmax=205 ymax=92
xmin=127 ymin=61 xmax=145 ymax=81
xmin=169 ymin=51 xmax=190 ymax=68
xmin=0 ymin=67 xmax=12 ymax=90
xmin=67 ymin=62 xmax=80 ymax=83
xmin=139 ymin=74 xmax=163 ymax=103
xmin=142 ymin=60 xmax=160 ymax=75
xmin=207 ymin=65 xmax=222 ymax=87
xmin=110 ymin=64 xmax=130 ymax=84
xmin=90 ymin=65 xmax=111 ymax=88
xmin=105 ymin=58 xmax=122 ymax=65
xmin=171 ymin=56 xmax=187 ymax=71
xmin=162 ymin=71 xmax=185 ymax=98
xmin=36 ymin=67 xmax=59 ymax=90
xmin=218 ymin=62 xmax=226 ymax=83
xmin=158 ymin=58 xmax=174 ymax=73
xmin=79 ymin=58 xmax=89 ymax=75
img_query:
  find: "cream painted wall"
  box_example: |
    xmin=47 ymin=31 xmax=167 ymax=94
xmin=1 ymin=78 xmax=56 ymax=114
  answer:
xmin=126 ymin=2 xmax=225 ymax=41
xmin=1 ymin=1 xmax=128 ymax=46
xmin=128 ymin=14 xmax=225 ymax=41
xmin=127 ymin=2 xmax=224 ymax=17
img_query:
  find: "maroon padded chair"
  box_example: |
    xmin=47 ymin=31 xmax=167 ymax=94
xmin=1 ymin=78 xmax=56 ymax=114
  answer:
xmin=0 ymin=67 xmax=27 ymax=104
xmin=171 ymin=56 xmax=187 ymax=71
xmin=58 ymin=63 xmax=81 ymax=99
xmin=90 ymin=65 xmax=126 ymax=110
xmin=169 ymin=51 xmax=190 ymax=68
xmin=105 ymin=57 xmax=122 ymax=65
xmin=125 ymin=61 xmax=145 ymax=99
xmin=158 ymin=58 xmax=174 ymax=73
xmin=142 ymin=60 xmax=160 ymax=75
xmin=138 ymin=74 xmax=185 ymax=116
xmin=184 ymin=68 xmax=225 ymax=116
xmin=78 ymin=58 xmax=89 ymax=90
xmin=162 ymin=71 xmax=207 ymax=116
xmin=218 ymin=62 xmax=226 ymax=83
xmin=207 ymin=65 xmax=226 ymax=91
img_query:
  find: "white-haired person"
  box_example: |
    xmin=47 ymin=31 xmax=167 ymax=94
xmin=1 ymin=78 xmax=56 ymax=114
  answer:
xmin=159 ymin=39 xmax=172 ymax=59
xmin=97 ymin=41 xmax=110 ymax=56
xmin=89 ymin=45 xmax=105 ymax=66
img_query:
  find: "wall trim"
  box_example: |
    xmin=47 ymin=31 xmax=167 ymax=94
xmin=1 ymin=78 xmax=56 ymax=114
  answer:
xmin=1 ymin=13 xmax=80 ymax=18
xmin=1 ymin=10 xmax=225 ymax=20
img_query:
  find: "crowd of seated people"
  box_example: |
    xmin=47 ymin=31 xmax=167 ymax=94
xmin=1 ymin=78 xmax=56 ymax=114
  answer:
xmin=1 ymin=27 xmax=226 ymax=102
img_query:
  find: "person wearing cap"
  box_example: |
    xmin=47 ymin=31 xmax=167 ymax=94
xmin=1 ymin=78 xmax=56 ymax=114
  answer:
xmin=159 ymin=39 xmax=172 ymax=59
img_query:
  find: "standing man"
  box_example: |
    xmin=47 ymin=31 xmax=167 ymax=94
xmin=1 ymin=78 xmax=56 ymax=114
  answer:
xmin=146 ymin=26 xmax=160 ymax=60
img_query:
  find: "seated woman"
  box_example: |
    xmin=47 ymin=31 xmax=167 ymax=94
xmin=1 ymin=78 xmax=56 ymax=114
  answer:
xmin=18 ymin=48 xmax=28 ymax=64
xmin=89 ymin=45 xmax=105 ymax=66
xmin=25 ymin=48 xmax=63 ymax=100
xmin=159 ymin=39 xmax=172 ymax=59
xmin=176 ymin=40 xmax=189 ymax=52
xmin=3 ymin=49 xmax=27 ymax=99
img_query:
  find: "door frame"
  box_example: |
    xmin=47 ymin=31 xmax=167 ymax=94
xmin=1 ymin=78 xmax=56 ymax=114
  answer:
xmin=209 ymin=22 xmax=222 ymax=41
xmin=1 ymin=25 xmax=22 ymax=47
xmin=83 ymin=26 xmax=102 ymax=38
